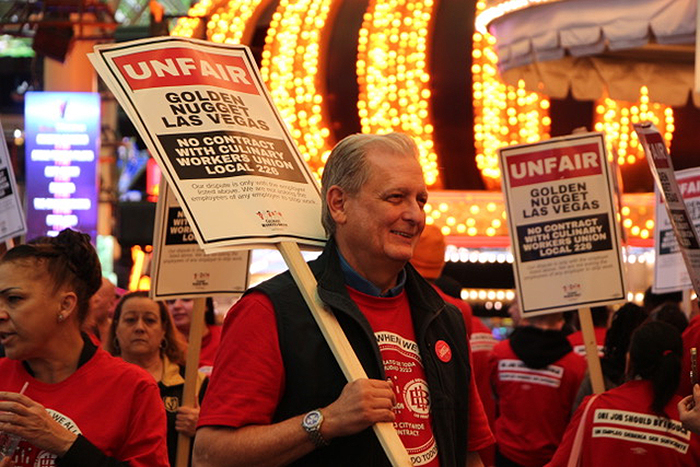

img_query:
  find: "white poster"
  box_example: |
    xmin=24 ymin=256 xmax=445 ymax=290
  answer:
xmin=88 ymin=37 xmax=325 ymax=252
xmin=635 ymin=122 xmax=700 ymax=298
xmin=653 ymin=167 xmax=700 ymax=293
xmin=499 ymin=132 xmax=626 ymax=316
xmin=151 ymin=181 xmax=250 ymax=300
xmin=0 ymin=120 xmax=26 ymax=242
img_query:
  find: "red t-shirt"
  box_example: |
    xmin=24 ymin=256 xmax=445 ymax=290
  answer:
xmin=199 ymin=289 xmax=494 ymax=460
xmin=470 ymin=316 xmax=497 ymax=466
xmin=199 ymin=323 xmax=222 ymax=376
xmin=567 ymin=327 xmax=607 ymax=357
xmin=547 ymin=380 xmax=700 ymax=467
xmin=0 ymin=349 xmax=169 ymax=467
xmin=490 ymin=338 xmax=587 ymax=467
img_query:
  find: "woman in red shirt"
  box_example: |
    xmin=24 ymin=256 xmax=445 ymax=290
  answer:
xmin=548 ymin=321 xmax=700 ymax=466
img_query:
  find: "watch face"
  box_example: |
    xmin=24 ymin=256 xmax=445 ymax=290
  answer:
xmin=303 ymin=410 xmax=322 ymax=428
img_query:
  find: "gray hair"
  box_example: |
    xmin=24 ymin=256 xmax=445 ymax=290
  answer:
xmin=321 ymin=132 xmax=420 ymax=237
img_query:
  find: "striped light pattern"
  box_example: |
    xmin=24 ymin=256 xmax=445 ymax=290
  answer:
xmin=260 ymin=0 xmax=334 ymax=180
xmin=357 ymin=0 xmax=440 ymax=187
xmin=472 ymin=1 xmax=551 ymax=190
xmin=166 ymin=0 xmax=666 ymax=242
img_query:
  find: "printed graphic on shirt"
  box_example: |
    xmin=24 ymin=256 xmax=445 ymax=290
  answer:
xmin=591 ymin=408 xmax=690 ymax=454
xmin=10 ymin=409 xmax=82 ymax=467
xmin=375 ymin=331 xmax=439 ymax=466
xmin=470 ymin=332 xmax=497 ymax=353
xmin=497 ymin=359 xmax=564 ymax=388
xmin=571 ymin=344 xmax=604 ymax=357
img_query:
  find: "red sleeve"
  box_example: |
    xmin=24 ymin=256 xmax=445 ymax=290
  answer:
xmin=198 ymin=292 xmax=285 ymax=428
xmin=119 ymin=379 xmax=170 ymax=467
xmin=467 ymin=335 xmax=496 ymax=451
xmin=545 ymin=394 xmax=589 ymax=467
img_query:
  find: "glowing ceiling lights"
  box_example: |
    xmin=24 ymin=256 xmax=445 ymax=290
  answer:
xmin=167 ymin=0 xmax=668 ymax=242
xmin=357 ymin=0 xmax=440 ymax=187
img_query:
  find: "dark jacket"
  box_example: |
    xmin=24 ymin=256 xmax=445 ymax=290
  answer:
xmin=253 ymin=238 xmax=472 ymax=467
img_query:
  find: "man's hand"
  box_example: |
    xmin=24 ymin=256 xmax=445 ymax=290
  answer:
xmin=679 ymin=383 xmax=700 ymax=434
xmin=321 ymin=379 xmax=396 ymax=440
xmin=0 ymin=456 xmax=15 ymax=467
xmin=0 ymin=392 xmax=77 ymax=456
xmin=176 ymin=405 xmax=200 ymax=438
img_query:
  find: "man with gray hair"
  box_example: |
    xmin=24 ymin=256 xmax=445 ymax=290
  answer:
xmin=193 ymin=132 xmax=494 ymax=466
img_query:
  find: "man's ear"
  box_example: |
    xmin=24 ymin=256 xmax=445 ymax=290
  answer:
xmin=326 ymin=185 xmax=348 ymax=225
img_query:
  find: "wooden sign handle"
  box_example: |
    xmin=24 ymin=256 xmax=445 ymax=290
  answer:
xmin=175 ymin=298 xmax=206 ymax=467
xmin=578 ymin=307 xmax=605 ymax=394
xmin=277 ymin=241 xmax=413 ymax=467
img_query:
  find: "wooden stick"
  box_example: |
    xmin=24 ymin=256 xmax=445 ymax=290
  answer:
xmin=578 ymin=307 xmax=605 ymax=394
xmin=277 ymin=241 xmax=412 ymax=467
xmin=175 ymin=298 xmax=206 ymax=467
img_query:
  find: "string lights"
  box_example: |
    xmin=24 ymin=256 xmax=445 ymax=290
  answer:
xmin=259 ymin=0 xmax=334 ymax=181
xmin=167 ymin=0 xmax=662 ymax=244
xmin=472 ymin=0 xmax=551 ymax=190
xmin=357 ymin=0 xmax=440 ymax=186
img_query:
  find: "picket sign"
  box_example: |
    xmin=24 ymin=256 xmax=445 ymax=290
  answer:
xmin=277 ymin=241 xmax=413 ymax=467
xmin=175 ymin=298 xmax=206 ymax=467
xmin=577 ymin=307 xmax=605 ymax=394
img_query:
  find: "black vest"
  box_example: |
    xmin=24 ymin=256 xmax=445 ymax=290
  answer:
xmin=252 ymin=239 xmax=471 ymax=467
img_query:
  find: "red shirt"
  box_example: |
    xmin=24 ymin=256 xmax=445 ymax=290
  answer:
xmin=490 ymin=338 xmax=586 ymax=466
xmin=547 ymin=380 xmax=700 ymax=467
xmin=470 ymin=316 xmax=497 ymax=465
xmin=199 ymin=289 xmax=495 ymax=458
xmin=567 ymin=327 xmax=607 ymax=357
xmin=198 ymin=323 xmax=222 ymax=376
xmin=0 ymin=349 xmax=169 ymax=467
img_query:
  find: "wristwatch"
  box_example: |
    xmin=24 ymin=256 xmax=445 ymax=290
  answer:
xmin=301 ymin=409 xmax=329 ymax=448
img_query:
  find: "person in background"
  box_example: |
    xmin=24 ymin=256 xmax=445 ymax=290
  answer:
xmin=566 ymin=306 xmax=609 ymax=357
xmin=411 ymin=224 xmax=474 ymax=333
xmin=107 ymin=291 xmax=207 ymax=466
xmin=679 ymin=300 xmax=700 ymax=396
xmin=411 ymin=223 xmax=498 ymax=465
xmin=193 ymin=132 xmax=494 ymax=466
xmin=572 ymin=302 xmax=647 ymax=412
xmin=165 ymin=297 xmax=221 ymax=375
xmin=643 ymin=286 xmax=682 ymax=315
xmin=490 ymin=312 xmax=586 ymax=467
xmin=650 ymin=301 xmax=688 ymax=334
xmin=83 ymin=277 xmax=117 ymax=343
xmin=0 ymin=228 xmax=169 ymax=467
xmin=548 ymin=321 xmax=700 ymax=466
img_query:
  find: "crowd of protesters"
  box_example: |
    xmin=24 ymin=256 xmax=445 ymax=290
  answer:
xmin=2 ymin=132 xmax=700 ymax=467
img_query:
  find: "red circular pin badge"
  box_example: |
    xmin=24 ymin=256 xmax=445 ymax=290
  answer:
xmin=435 ymin=340 xmax=452 ymax=362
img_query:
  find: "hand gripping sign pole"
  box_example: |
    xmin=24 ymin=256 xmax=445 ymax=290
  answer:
xmin=175 ymin=298 xmax=206 ymax=467
xmin=277 ymin=241 xmax=413 ymax=467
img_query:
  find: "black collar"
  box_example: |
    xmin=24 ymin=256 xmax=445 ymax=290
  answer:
xmin=23 ymin=333 xmax=97 ymax=377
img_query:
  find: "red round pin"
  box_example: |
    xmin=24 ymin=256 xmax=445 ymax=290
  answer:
xmin=435 ymin=340 xmax=452 ymax=362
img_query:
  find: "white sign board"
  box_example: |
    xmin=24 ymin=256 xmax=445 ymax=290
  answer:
xmin=151 ymin=181 xmax=250 ymax=300
xmin=88 ymin=37 xmax=325 ymax=253
xmin=635 ymin=122 xmax=700 ymax=297
xmin=0 ymin=120 xmax=26 ymax=242
xmin=499 ymin=132 xmax=626 ymax=316
xmin=653 ymin=167 xmax=700 ymax=293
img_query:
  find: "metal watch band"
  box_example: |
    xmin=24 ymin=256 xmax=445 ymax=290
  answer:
xmin=307 ymin=428 xmax=328 ymax=448
xmin=302 ymin=410 xmax=329 ymax=448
